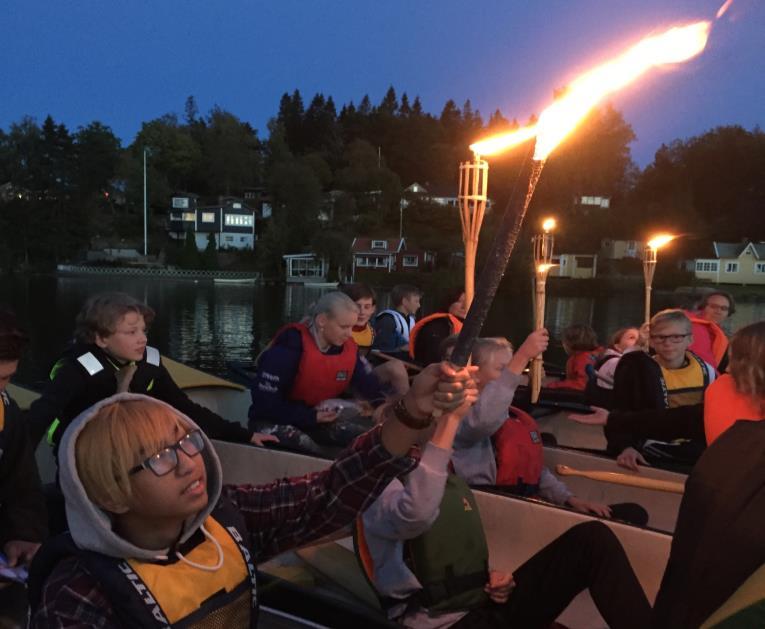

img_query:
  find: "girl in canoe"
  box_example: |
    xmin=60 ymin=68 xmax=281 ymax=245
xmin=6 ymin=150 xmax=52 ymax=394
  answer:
xmin=249 ymin=291 xmax=396 ymax=455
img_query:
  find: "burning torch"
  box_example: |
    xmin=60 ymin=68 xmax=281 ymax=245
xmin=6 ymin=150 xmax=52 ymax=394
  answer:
xmin=530 ymin=218 xmax=557 ymax=403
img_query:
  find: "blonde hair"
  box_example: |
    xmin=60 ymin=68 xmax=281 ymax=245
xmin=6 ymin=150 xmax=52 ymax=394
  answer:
xmin=729 ymin=321 xmax=765 ymax=414
xmin=76 ymin=399 xmax=190 ymax=510
xmin=472 ymin=337 xmax=513 ymax=367
xmin=650 ymin=309 xmax=692 ymax=333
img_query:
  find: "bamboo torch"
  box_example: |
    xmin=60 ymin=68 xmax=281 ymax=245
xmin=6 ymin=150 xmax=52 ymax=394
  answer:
xmin=530 ymin=218 xmax=556 ymax=403
xmin=458 ymin=155 xmax=489 ymax=309
xmin=447 ymin=19 xmax=711 ymax=367
xmin=642 ymin=234 xmax=676 ymax=323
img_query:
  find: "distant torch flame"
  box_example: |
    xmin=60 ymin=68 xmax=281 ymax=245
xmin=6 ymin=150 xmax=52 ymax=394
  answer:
xmin=542 ymin=218 xmax=556 ymax=232
xmin=470 ymin=21 xmax=711 ymax=159
xmin=537 ymin=263 xmax=556 ymax=273
xmin=647 ymin=234 xmax=676 ymax=250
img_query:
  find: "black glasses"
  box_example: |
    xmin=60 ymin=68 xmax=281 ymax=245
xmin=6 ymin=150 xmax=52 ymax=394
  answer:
xmin=129 ymin=431 xmax=205 ymax=477
xmin=650 ymin=333 xmax=691 ymax=344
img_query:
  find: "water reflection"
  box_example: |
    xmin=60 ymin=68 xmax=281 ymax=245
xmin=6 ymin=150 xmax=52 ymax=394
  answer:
xmin=0 ymin=274 xmax=762 ymax=383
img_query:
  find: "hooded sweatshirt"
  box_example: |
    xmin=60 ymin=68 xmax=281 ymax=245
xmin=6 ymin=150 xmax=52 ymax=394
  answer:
xmin=30 ymin=392 xmax=416 ymax=627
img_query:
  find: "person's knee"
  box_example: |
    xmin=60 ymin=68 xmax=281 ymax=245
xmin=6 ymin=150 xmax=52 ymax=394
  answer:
xmin=566 ymin=520 xmax=619 ymax=553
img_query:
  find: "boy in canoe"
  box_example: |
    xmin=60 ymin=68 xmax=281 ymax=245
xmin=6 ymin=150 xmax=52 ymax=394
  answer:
xmin=0 ymin=309 xmax=48 ymax=625
xmin=446 ymin=334 xmax=646 ymax=525
xmin=372 ymin=284 xmax=422 ymax=360
xmin=27 ymin=292 xmax=273 ymax=459
xmin=574 ymin=309 xmax=716 ymax=470
xmin=357 ymin=374 xmax=651 ymax=629
xmin=28 ymin=362 xmax=477 ymax=627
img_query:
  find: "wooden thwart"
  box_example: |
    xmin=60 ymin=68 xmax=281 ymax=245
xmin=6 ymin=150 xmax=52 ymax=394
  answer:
xmin=556 ymin=464 xmax=686 ymax=494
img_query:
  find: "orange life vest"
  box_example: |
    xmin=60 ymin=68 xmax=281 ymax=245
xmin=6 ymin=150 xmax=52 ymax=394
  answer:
xmin=492 ymin=406 xmax=544 ymax=491
xmin=687 ymin=314 xmax=728 ymax=368
xmin=280 ymin=323 xmax=358 ymax=407
xmin=704 ymin=373 xmax=764 ymax=445
xmin=408 ymin=313 xmax=464 ymax=360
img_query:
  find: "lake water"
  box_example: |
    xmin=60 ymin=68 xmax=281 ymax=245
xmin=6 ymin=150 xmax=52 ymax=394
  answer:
xmin=1 ymin=274 xmax=763 ymax=387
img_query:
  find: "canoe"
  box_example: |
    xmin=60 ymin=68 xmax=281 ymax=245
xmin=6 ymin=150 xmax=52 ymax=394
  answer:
xmin=214 ymin=439 xmax=672 ymax=629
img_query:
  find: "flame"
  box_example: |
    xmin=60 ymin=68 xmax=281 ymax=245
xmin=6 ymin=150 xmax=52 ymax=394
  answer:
xmin=537 ymin=263 xmax=556 ymax=273
xmin=647 ymin=234 xmax=676 ymax=249
xmin=470 ymin=124 xmax=537 ymax=157
xmin=471 ymin=21 xmax=711 ymax=159
xmin=542 ymin=217 xmax=556 ymax=232
xmin=534 ymin=21 xmax=710 ymax=160
xmin=716 ymin=0 xmax=734 ymax=19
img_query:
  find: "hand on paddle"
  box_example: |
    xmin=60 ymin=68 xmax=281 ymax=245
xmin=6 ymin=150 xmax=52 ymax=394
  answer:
xmin=484 ymin=570 xmax=515 ymax=604
xmin=567 ymin=496 xmax=612 ymax=518
xmin=250 ymin=432 xmax=280 ymax=446
xmin=617 ymin=447 xmax=650 ymax=471
xmin=568 ymin=405 xmax=609 ymax=426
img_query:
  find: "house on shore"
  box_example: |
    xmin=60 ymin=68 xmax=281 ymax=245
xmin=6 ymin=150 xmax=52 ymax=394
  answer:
xmin=550 ymin=253 xmax=598 ymax=279
xmin=351 ymin=237 xmax=435 ymax=278
xmin=167 ymin=194 xmax=258 ymax=251
xmin=693 ymin=241 xmax=765 ymax=285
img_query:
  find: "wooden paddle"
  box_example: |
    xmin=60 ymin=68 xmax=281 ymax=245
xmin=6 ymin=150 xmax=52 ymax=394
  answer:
xmin=368 ymin=350 xmax=422 ymax=372
xmin=555 ymin=464 xmax=685 ymax=494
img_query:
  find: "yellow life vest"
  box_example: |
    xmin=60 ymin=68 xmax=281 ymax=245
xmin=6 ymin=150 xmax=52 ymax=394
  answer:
xmin=352 ymin=324 xmax=375 ymax=350
xmin=660 ymin=352 xmax=710 ymax=408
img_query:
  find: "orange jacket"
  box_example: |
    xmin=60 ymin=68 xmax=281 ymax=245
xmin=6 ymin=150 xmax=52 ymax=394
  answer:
xmin=704 ymin=373 xmax=764 ymax=445
xmin=408 ymin=313 xmax=463 ymax=360
xmin=546 ymin=348 xmax=603 ymax=391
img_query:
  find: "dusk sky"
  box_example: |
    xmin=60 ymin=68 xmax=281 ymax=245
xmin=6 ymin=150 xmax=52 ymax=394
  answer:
xmin=3 ymin=0 xmax=763 ymax=166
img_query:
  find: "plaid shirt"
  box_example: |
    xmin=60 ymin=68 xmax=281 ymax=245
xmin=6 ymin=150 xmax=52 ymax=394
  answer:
xmin=32 ymin=425 xmax=416 ymax=627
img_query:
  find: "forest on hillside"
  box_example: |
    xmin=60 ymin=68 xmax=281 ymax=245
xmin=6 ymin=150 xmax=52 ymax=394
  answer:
xmin=1 ymin=87 xmax=763 ymax=275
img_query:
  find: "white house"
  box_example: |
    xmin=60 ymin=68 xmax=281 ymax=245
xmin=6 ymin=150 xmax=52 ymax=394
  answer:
xmin=549 ymin=254 xmax=598 ymax=279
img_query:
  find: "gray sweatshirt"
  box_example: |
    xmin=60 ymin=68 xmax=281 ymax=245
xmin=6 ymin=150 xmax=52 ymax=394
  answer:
xmin=362 ymin=443 xmax=469 ymax=629
xmin=450 ymin=369 xmax=572 ymax=505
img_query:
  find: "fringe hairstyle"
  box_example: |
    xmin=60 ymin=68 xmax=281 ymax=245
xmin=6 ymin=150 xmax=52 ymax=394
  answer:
xmin=75 ymin=293 xmax=155 ymax=344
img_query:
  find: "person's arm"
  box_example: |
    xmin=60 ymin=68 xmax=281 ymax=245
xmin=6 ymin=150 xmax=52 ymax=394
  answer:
xmin=30 ymin=557 xmax=118 ymax=629
xmin=26 ymin=359 xmax=85 ymax=448
xmin=454 ymin=370 xmax=521 ymax=445
xmin=248 ymin=334 xmax=317 ymax=429
xmin=0 ymin=403 xmax=48 ymax=549
xmin=349 ymin=354 xmax=387 ymax=402
xmin=226 ymin=362 xmax=477 ymax=559
xmin=537 ymin=466 xmax=573 ymax=505
xmin=604 ymin=404 xmax=704 ymax=446
xmin=151 ymin=362 xmax=251 ymax=443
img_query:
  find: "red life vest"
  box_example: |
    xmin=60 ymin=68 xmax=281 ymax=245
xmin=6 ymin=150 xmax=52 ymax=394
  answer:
xmin=493 ymin=406 xmax=544 ymax=489
xmin=281 ymin=323 xmax=358 ymax=407
xmin=408 ymin=313 xmax=464 ymax=359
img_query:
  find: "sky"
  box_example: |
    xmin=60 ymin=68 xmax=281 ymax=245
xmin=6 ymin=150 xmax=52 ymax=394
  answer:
xmin=2 ymin=0 xmax=763 ymax=167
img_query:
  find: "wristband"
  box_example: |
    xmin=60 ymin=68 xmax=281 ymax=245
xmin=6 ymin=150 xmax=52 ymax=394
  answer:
xmin=391 ymin=398 xmax=433 ymax=430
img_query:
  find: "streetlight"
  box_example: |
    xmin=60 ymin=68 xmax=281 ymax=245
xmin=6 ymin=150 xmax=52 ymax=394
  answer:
xmin=457 ymin=153 xmax=489 ymax=308
xmin=530 ymin=217 xmax=557 ymax=403
xmin=642 ymin=233 xmax=675 ymax=323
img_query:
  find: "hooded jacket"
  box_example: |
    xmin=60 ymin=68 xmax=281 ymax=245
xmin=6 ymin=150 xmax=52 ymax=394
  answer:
xmin=30 ymin=392 xmax=415 ymax=627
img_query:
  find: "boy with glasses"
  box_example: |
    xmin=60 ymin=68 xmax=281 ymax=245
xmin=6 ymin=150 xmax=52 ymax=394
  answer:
xmin=573 ymin=310 xmax=716 ymax=470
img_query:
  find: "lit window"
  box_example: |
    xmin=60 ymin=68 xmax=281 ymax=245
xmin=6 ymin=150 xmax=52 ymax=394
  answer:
xmin=182 ymin=212 xmax=196 ymax=222
xmin=224 ymin=214 xmax=254 ymax=227
xmin=233 ymin=202 xmax=242 ymax=209
xmin=201 ymin=212 xmax=215 ymax=223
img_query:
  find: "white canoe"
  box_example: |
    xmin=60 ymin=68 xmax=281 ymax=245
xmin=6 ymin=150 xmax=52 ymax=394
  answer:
xmin=214 ymin=439 xmax=672 ymax=629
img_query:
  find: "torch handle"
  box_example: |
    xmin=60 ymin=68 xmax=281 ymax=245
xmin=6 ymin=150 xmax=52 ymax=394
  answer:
xmin=530 ymin=277 xmax=547 ymax=403
xmin=451 ymin=152 xmax=544 ymax=366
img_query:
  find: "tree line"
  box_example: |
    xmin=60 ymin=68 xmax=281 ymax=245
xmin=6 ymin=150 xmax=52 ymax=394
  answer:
xmin=0 ymin=87 xmax=763 ymax=275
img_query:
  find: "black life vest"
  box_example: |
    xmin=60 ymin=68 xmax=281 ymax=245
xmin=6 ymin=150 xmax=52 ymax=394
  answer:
xmin=29 ymin=500 xmax=258 ymax=628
